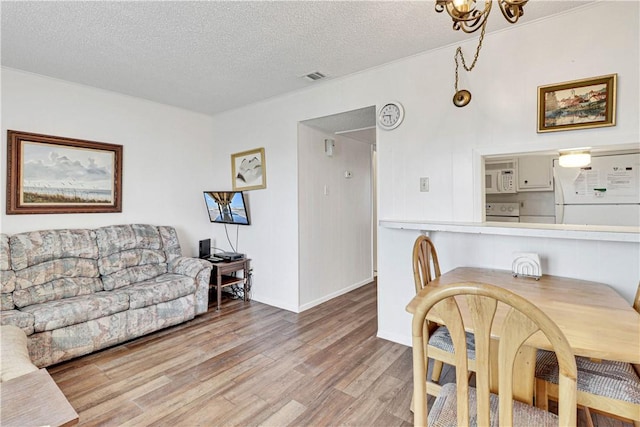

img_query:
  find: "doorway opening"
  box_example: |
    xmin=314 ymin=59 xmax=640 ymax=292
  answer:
xmin=297 ymin=106 xmax=377 ymax=310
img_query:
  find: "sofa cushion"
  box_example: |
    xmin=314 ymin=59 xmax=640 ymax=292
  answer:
xmin=125 ymin=296 xmax=195 ymax=339
xmin=28 ymin=312 xmax=128 ymax=368
xmin=99 ymin=248 xmax=166 ymax=276
xmin=10 ymin=229 xmax=98 ymax=271
xmin=1 ymin=234 xmax=16 ymax=310
xmin=0 ymin=234 xmax=10 ymax=270
xmin=14 ymin=258 xmax=99 ymax=289
xmin=96 ymin=224 xmax=168 ymax=290
xmin=95 ymin=224 xmax=162 ymax=258
xmin=102 ymin=264 xmax=168 ymax=291
xmin=1 ymin=270 xmax=16 ymax=294
xmin=1 ymin=292 xmax=15 ymax=311
xmin=13 ymin=277 xmax=104 ymax=308
xmin=115 ymin=273 xmax=195 ymax=309
xmin=158 ymin=226 xmax=182 ymax=262
xmin=0 ymin=310 xmax=35 ymax=335
xmin=20 ymin=292 xmax=129 ymax=332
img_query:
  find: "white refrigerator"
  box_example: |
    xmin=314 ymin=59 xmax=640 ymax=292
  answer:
xmin=554 ymin=153 xmax=640 ymax=226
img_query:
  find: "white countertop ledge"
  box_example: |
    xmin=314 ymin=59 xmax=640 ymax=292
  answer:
xmin=379 ymin=220 xmax=640 ymax=243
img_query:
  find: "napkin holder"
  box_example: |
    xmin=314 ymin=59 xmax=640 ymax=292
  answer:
xmin=512 ymin=252 xmax=542 ymax=280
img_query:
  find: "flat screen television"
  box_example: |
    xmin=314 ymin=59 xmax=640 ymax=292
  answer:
xmin=203 ymin=191 xmax=250 ymax=225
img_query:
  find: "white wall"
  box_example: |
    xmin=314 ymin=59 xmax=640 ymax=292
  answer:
xmin=208 ymin=3 xmax=639 ymax=331
xmin=3 ymin=3 xmax=636 ymax=324
xmin=1 ymin=69 xmax=216 ymax=255
xmin=298 ymin=125 xmax=373 ymax=310
xmin=378 ymin=227 xmax=640 ymax=346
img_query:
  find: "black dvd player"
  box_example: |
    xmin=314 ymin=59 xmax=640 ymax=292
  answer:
xmin=217 ymin=252 xmax=245 ymax=261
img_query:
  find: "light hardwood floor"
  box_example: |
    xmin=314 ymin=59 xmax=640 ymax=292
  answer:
xmin=49 ymin=281 xmax=631 ymax=426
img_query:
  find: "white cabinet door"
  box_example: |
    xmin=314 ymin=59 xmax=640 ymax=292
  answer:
xmin=518 ymin=156 xmax=553 ymax=191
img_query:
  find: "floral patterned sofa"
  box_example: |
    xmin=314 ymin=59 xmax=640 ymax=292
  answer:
xmin=0 ymin=224 xmax=212 ymax=367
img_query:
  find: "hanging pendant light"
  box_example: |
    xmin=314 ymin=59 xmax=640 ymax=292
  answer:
xmin=436 ymin=0 xmax=529 ymax=107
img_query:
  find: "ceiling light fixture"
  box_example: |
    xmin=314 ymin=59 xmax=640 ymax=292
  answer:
xmin=435 ymin=0 xmax=528 ymax=107
xmin=558 ymin=150 xmax=592 ymax=168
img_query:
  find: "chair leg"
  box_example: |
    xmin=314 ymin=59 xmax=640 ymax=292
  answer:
xmin=582 ymin=406 xmax=595 ymax=427
xmin=431 ymin=360 xmax=444 ymax=382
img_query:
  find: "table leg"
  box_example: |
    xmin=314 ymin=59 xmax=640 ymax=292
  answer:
xmin=243 ymin=260 xmax=248 ymax=302
xmin=216 ymin=270 xmax=222 ymax=312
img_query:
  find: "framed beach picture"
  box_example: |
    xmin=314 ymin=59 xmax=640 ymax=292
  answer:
xmin=231 ymin=147 xmax=266 ymax=191
xmin=537 ymin=74 xmax=617 ymax=133
xmin=6 ymin=130 xmax=123 ymax=214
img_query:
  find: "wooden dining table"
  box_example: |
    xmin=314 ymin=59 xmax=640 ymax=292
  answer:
xmin=406 ymin=267 xmax=640 ymax=403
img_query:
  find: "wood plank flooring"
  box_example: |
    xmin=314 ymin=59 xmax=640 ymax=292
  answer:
xmin=48 ymin=281 xmax=631 ymax=426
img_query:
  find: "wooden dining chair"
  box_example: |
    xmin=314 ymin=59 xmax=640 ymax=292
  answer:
xmin=412 ymin=235 xmax=441 ymax=294
xmin=412 ymin=282 xmax=577 ymax=427
xmin=535 ymin=282 xmax=640 ymax=427
xmin=412 ymin=235 xmax=475 ymax=397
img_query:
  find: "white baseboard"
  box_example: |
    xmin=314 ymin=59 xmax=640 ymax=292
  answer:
xmin=298 ymin=277 xmax=374 ymax=312
xmin=250 ymin=294 xmax=300 ymax=313
xmin=377 ymin=329 xmax=412 ymax=347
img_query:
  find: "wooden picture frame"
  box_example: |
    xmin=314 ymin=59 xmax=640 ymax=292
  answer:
xmin=537 ymin=74 xmax=617 ymax=133
xmin=6 ymin=130 xmax=123 ymax=214
xmin=231 ymin=147 xmax=266 ymax=191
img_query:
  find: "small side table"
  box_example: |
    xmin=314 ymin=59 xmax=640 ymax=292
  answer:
xmin=0 ymin=368 xmax=79 ymax=427
xmin=209 ymin=258 xmax=251 ymax=311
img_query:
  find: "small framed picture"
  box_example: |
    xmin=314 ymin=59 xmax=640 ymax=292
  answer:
xmin=537 ymin=74 xmax=617 ymax=133
xmin=231 ymin=147 xmax=266 ymax=191
xmin=6 ymin=130 xmax=123 ymax=214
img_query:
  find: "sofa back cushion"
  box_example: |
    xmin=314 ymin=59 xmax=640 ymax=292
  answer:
xmin=96 ymin=224 xmax=167 ymax=290
xmin=9 ymin=230 xmax=101 ymax=308
xmin=158 ymin=226 xmax=183 ymax=262
xmin=1 ymin=234 xmax=16 ymax=310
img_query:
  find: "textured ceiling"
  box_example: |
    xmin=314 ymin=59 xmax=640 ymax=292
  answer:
xmin=1 ymin=1 xmax=592 ymax=116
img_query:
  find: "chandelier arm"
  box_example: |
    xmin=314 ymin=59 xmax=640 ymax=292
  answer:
xmin=436 ymin=0 xmax=492 ymax=34
xmin=498 ymin=0 xmax=528 ymax=24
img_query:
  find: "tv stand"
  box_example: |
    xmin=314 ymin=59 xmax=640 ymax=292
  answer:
xmin=207 ymin=258 xmax=251 ymax=311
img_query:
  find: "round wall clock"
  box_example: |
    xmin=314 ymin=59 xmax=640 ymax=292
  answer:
xmin=377 ymin=101 xmax=405 ymax=130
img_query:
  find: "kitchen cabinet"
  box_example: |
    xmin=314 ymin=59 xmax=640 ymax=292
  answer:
xmin=517 ymin=156 xmax=554 ymax=191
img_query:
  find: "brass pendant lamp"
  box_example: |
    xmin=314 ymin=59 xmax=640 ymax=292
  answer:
xmin=435 ymin=0 xmax=528 ymax=107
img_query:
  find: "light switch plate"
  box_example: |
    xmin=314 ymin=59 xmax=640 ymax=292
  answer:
xmin=420 ymin=177 xmax=429 ymax=192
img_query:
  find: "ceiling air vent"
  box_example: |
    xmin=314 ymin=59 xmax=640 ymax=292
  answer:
xmin=303 ymin=71 xmax=326 ymax=82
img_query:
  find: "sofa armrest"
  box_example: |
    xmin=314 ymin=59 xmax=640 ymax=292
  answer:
xmin=168 ymin=257 xmax=212 ymax=315
xmin=168 ymin=256 xmax=211 ymax=278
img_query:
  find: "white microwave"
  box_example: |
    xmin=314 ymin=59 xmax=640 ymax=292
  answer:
xmin=485 ymin=160 xmax=517 ymax=194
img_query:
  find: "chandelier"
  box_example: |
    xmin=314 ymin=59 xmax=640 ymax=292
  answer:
xmin=435 ymin=0 xmax=528 ymax=107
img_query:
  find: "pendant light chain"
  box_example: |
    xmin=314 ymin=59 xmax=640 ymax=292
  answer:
xmin=454 ymin=15 xmax=489 ymax=93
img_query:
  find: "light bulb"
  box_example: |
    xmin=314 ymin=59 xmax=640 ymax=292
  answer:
xmin=453 ymin=0 xmax=473 ymax=13
xmin=558 ymin=151 xmax=591 ymax=168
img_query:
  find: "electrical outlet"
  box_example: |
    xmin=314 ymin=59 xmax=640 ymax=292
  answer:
xmin=420 ymin=177 xmax=429 ymax=192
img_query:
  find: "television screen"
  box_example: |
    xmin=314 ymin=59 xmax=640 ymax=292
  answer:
xmin=203 ymin=191 xmax=250 ymax=225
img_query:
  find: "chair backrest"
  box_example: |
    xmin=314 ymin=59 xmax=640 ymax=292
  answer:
xmin=412 ymin=235 xmax=441 ymax=294
xmin=412 ymin=282 xmax=577 ymax=427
